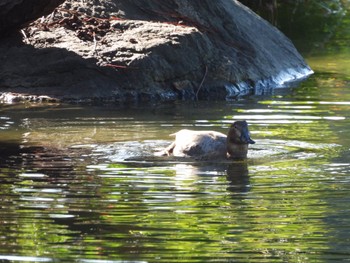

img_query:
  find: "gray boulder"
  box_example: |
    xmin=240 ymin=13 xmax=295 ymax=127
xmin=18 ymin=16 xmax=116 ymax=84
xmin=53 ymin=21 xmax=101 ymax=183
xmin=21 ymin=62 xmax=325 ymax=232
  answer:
xmin=0 ymin=0 xmax=312 ymax=103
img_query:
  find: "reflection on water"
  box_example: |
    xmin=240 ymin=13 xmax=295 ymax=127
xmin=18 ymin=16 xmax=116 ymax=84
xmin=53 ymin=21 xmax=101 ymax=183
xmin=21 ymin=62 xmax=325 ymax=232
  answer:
xmin=1 ymin=75 xmax=350 ymax=262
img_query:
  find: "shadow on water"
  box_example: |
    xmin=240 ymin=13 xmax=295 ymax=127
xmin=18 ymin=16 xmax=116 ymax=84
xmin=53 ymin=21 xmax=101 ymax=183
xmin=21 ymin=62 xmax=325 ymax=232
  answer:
xmin=0 ymin=139 xmax=95 ymax=182
xmin=0 ymin=141 xmax=22 ymax=161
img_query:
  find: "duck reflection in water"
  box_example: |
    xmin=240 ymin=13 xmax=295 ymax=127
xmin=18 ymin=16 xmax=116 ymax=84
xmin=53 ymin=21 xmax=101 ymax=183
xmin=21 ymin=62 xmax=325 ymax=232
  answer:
xmin=226 ymin=162 xmax=251 ymax=194
xmin=158 ymin=121 xmax=255 ymax=160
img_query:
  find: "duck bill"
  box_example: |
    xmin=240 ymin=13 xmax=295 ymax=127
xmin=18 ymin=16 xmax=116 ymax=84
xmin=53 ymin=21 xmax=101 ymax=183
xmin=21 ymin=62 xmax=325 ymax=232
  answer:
xmin=241 ymin=128 xmax=255 ymax=144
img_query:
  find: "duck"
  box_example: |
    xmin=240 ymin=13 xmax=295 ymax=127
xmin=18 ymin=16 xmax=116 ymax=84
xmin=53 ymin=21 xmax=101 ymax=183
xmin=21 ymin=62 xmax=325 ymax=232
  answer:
xmin=158 ymin=120 xmax=255 ymax=159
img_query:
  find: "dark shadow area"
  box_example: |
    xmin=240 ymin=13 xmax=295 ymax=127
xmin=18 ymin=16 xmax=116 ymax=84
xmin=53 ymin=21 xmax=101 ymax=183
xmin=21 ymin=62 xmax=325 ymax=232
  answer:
xmin=226 ymin=162 xmax=250 ymax=194
xmin=0 ymin=0 xmax=64 ymax=34
xmin=0 ymin=139 xmax=93 ymax=176
xmin=239 ymin=0 xmax=347 ymax=53
xmin=0 ymin=33 xmax=125 ymax=101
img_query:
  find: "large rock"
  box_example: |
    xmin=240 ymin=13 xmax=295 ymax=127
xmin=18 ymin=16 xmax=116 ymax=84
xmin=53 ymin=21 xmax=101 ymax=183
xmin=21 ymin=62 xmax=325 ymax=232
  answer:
xmin=0 ymin=0 xmax=65 ymax=33
xmin=0 ymin=0 xmax=312 ymax=103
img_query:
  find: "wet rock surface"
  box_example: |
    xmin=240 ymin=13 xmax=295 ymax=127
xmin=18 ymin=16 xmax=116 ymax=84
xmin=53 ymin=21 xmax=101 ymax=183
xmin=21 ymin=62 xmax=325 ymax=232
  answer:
xmin=0 ymin=0 xmax=312 ymax=104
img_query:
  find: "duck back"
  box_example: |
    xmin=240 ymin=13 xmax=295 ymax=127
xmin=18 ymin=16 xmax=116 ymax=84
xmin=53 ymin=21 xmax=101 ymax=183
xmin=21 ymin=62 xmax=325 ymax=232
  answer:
xmin=171 ymin=129 xmax=227 ymax=159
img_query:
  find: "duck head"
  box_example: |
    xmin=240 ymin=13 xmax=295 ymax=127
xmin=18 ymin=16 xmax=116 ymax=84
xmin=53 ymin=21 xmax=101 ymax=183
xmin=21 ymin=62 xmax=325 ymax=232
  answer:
xmin=227 ymin=120 xmax=255 ymax=159
xmin=230 ymin=120 xmax=255 ymax=144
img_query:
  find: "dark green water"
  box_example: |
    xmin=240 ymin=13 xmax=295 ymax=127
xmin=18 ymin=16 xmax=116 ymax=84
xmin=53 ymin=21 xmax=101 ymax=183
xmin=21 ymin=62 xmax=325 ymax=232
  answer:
xmin=1 ymin=5 xmax=350 ymax=263
xmin=1 ymin=76 xmax=349 ymax=262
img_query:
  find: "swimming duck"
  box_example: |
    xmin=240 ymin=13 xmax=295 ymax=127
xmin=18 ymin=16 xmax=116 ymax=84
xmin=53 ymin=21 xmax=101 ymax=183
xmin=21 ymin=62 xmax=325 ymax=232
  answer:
xmin=158 ymin=120 xmax=255 ymax=159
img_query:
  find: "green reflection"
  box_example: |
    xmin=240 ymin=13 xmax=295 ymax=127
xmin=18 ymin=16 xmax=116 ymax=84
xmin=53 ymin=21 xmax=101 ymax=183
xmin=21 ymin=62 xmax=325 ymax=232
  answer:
xmin=1 ymin=75 xmax=350 ymax=261
xmin=240 ymin=0 xmax=349 ymax=54
xmin=0 ymin=97 xmax=349 ymax=262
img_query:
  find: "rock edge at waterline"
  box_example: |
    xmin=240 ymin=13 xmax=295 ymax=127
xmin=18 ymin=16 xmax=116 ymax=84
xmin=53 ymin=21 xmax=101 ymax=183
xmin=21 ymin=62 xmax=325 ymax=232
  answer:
xmin=0 ymin=0 xmax=313 ymax=104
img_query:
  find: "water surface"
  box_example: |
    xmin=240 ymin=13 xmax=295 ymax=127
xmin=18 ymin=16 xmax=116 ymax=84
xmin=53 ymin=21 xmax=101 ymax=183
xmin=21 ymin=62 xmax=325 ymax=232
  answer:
xmin=1 ymin=73 xmax=350 ymax=262
xmin=1 ymin=5 xmax=350 ymax=263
